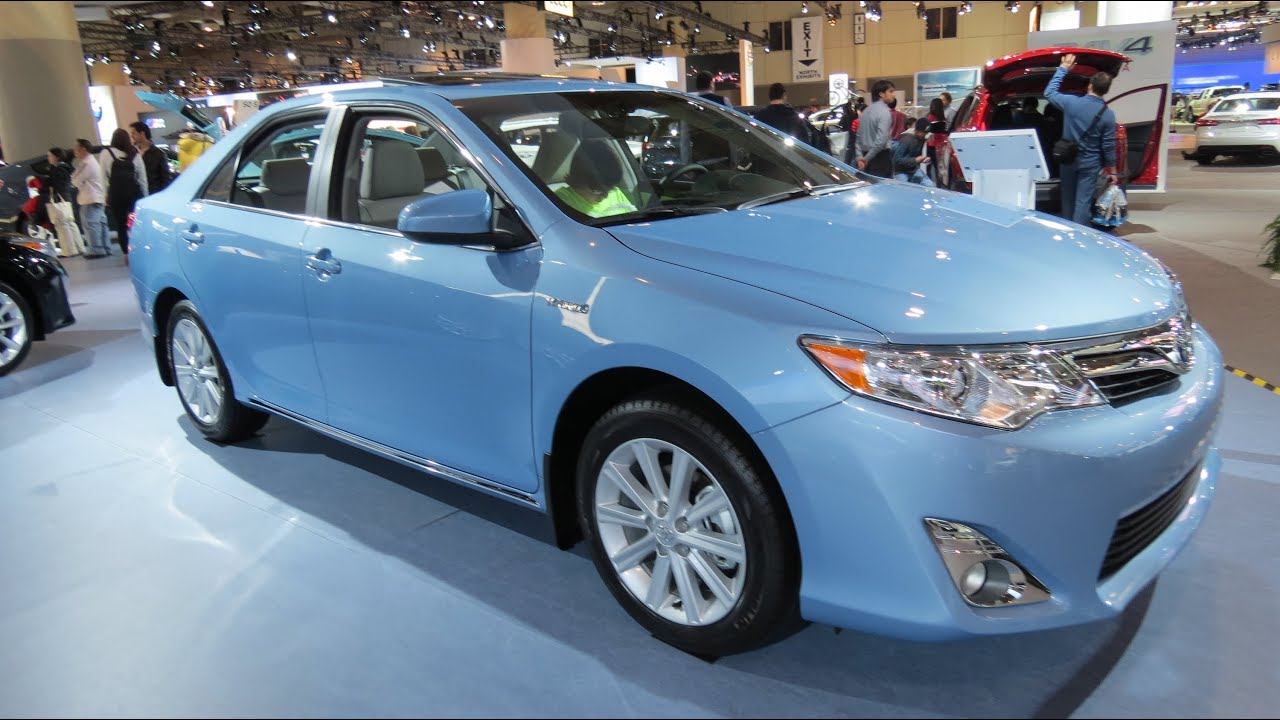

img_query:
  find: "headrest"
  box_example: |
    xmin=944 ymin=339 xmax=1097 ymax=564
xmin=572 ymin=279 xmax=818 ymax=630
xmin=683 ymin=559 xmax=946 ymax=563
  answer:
xmin=362 ymin=142 xmax=426 ymax=200
xmin=415 ymin=147 xmax=449 ymax=183
xmin=259 ymin=158 xmax=311 ymax=196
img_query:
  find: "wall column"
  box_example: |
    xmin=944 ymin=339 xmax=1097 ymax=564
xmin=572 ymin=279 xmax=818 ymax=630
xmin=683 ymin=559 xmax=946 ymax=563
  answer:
xmin=501 ymin=3 xmax=556 ymax=74
xmin=0 ymin=1 xmax=97 ymax=161
xmin=739 ymin=39 xmax=756 ymax=107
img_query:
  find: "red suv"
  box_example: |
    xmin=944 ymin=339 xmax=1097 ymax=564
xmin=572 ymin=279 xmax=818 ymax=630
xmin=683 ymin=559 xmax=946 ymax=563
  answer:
xmin=944 ymin=47 xmax=1167 ymax=210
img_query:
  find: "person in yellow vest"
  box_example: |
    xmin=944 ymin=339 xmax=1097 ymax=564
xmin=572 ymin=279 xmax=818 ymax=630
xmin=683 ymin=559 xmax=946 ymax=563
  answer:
xmin=554 ymin=142 xmax=637 ymax=218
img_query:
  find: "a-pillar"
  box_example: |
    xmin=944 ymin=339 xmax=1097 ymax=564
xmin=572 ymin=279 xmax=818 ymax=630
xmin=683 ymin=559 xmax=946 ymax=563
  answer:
xmin=0 ymin=1 xmax=97 ymax=161
xmin=501 ymin=3 xmax=556 ymax=75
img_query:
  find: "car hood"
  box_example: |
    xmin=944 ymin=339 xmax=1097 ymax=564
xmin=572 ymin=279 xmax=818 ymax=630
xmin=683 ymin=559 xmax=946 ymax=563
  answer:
xmin=983 ymin=47 xmax=1129 ymax=92
xmin=606 ymin=184 xmax=1178 ymax=345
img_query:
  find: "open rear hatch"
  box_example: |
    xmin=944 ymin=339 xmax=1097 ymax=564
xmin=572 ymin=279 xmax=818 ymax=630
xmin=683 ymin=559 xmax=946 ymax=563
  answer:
xmin=983 ymin=47 xmax=1129 ymax=94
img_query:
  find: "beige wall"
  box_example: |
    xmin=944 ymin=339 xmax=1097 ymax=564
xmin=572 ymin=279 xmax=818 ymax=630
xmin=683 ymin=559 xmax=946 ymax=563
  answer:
xmin=717 ymin=0 xmax=1061 ymax=102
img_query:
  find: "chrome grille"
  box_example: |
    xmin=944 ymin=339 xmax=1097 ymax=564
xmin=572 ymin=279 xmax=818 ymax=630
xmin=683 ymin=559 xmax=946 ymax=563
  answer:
xmin=1099 ymin=465 xmax=1199 ymax=580
xmin=1050 ymin=313 xmax=1195 ymax=405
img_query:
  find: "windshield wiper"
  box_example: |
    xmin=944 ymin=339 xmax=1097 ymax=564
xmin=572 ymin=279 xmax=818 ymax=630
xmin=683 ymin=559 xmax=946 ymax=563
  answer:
xmin=736 ymin=182 xmax=862 ymax=210
xmin=593 ymin=205 xmax=728 ymax=226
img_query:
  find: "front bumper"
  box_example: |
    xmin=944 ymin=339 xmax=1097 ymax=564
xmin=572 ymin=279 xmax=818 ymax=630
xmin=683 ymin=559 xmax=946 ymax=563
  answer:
xmin=754 ymin=327 xmax=1223 ymax=640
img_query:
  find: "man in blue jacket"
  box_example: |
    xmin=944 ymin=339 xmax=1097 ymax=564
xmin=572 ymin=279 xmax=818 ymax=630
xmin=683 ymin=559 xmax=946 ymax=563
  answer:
xmin=1045 ymin=53 xmax=1119 ymax=225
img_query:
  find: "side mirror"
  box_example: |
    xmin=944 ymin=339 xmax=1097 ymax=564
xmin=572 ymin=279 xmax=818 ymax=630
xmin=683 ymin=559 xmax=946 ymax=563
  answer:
xmin=397 ymin=189 xmax=493 ymax=241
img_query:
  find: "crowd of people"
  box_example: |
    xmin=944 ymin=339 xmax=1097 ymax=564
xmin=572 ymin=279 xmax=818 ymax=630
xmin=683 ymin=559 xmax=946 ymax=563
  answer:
xmin=744 ymin=77 xmax=956 ymax=188
xmin=24 ymin=121 xmax=171 ymax=260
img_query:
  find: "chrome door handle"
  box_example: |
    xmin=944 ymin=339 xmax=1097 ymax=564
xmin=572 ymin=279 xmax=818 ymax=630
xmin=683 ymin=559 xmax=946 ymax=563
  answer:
xmin=180 ymin=229 xmax=204 ymax=244
xmin=306 ymin=254 xmax=342 ymax=276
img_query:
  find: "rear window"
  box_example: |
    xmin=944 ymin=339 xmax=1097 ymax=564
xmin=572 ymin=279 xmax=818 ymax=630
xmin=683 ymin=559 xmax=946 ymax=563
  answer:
xmin=1210 ymin=97 xmax=1280 ymax=113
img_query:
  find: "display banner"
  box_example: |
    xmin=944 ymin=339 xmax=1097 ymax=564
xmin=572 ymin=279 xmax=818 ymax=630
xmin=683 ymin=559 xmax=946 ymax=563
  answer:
xmin=792 ymin=16 xmax=824 ymax=83
xmin=853 ymin=13 xmax=866 ymax=45
xmin=539 ymin=1 xmax=574 ymax=18
xmin=1028 ymin=20 xmax=1176 ymax=191
xmin=829 ymin=73 xmax=850 ymax=106
xmin=914 ymin=67 xmax=981 ymax=107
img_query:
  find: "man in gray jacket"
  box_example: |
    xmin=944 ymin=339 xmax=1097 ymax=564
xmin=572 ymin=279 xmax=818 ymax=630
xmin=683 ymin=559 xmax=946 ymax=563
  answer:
xmin=855 ymin=80 xmax=896 ymax=177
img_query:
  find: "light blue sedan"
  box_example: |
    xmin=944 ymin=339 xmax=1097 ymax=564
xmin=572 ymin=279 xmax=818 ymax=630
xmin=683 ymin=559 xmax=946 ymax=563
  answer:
xmin=129 ymin=74 xmax=1223 ymax=656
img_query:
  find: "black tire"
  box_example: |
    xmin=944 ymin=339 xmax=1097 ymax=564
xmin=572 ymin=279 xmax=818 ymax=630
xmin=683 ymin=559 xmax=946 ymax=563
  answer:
xmin=576 ymin=397 xmax=802 ymax=656
xmin=0 ymin=280 xmax=33 ymax=377
xmin=1195 ymin=155 xmax=1215 ymax=166
xmin=166 ymin=300 xmax=268 ymax=442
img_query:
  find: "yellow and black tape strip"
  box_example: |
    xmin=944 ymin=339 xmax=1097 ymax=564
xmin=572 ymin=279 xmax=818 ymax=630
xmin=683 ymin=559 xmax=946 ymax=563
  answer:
xmin=1224 ymin=365 xmax=1280 ymax=397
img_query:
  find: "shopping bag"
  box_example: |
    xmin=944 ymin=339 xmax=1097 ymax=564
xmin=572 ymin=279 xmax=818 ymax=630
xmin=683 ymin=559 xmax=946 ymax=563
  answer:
xmin=48 ymin=192 xmax=85 ymax=256
xmin=1092 ymin=184 xmax=1128 ymax=228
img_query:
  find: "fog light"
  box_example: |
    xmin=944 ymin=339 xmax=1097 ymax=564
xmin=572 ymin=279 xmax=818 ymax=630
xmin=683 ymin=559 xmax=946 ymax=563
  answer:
xmin=925 ymin=519 xmax=1051 ymax=608
xmin=960 ymin=562 xmax=987 ymax=597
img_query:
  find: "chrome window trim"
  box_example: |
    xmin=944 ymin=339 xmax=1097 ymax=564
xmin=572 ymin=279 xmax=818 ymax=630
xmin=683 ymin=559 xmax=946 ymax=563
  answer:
xmin=250 ymin=398 xmax=541 ymax=508
xmin=196 ymin=199 xmax=318 ymax=224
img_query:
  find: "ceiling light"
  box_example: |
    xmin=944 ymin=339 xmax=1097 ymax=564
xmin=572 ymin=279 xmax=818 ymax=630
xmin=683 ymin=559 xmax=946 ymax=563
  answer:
xmin=918 ymin=2 xmax=928 ymax=19
xmin=122 ymin=63 xmax=132 ymax=75
xmin=959 ymin=1 xmax=973 ymax=14
xmin=327 ymin=11 xmax=337 ymax=23
xmin=400 ymin=22 xmax=411 ymax=37
xmin=201 ymin=0 xmax=214 ymax=6
xmin=655 ymin=9 xmax=664 ymax=19
xmin=84 ymin=55 xmax=95 ymax=66
xmin=99 ymin=53 xmax=111 ymax=64
xmin=801 ymin=2 xmax=810 ymax=13
xmin=1006 ymin=1 xmax=1021 ymax=12
xmin=286 ymin=46 xmax=297 ymax=61
xmin=202 ymin=19 xmax=217 ymax=32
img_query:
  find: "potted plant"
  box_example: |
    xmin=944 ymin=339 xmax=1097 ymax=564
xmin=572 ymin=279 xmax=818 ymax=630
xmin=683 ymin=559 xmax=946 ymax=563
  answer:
xmin=1264 ymin=213 xmax=1280 ymax=276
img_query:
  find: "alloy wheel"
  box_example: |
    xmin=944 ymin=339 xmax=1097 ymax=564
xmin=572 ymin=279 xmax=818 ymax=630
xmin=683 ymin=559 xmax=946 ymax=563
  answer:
xmin=171 ymin=317 xmax=224 ymax=425
xmin=0 ymin=289 xmax=29 ymax=369
xmin=594 ymin=438 xmax=747 ymax=627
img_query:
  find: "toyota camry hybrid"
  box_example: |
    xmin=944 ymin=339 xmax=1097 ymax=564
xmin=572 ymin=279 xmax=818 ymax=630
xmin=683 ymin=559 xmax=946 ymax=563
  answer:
xmin=128 ymin=74 xmax=1223 ymax=656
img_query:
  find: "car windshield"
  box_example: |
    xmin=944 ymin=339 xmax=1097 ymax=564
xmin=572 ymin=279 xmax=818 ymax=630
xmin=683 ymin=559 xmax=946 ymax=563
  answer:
xmin=458 ymin=91 xmax=861 ymax=225
xmin=1209 ymin=97 xmax=1280 ymax=113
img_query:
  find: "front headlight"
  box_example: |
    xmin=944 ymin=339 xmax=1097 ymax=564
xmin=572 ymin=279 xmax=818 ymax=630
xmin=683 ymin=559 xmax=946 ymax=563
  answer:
xmin=800 ymin=337 xmax=1104 ymax=430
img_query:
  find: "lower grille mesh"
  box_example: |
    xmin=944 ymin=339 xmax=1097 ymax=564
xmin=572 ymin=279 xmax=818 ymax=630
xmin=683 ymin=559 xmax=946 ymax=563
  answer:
xmin=1099 ymin=466 xmax=1199 ymax=581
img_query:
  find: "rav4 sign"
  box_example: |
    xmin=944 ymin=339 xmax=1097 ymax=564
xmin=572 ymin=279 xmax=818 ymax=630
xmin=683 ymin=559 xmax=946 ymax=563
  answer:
xmin=1029 ymin=20 xmax=1176 ymax=192
xmin=792 ymin=16 xmax=824 ymax=83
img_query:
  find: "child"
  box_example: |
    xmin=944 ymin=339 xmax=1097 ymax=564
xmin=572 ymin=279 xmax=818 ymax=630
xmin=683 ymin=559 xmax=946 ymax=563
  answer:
xmin=892 ymin=117 xmax=935 ymax=187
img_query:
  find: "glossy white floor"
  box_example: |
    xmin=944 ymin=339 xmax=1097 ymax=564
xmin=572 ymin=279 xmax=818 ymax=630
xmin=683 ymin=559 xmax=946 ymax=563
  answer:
xmin=3 ymin=161 xmax=1278 ymax=718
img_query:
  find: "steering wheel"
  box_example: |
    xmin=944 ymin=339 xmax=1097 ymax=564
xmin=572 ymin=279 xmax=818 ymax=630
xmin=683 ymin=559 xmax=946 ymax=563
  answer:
xmin=657 ymin=163 xmax=709 ymax=196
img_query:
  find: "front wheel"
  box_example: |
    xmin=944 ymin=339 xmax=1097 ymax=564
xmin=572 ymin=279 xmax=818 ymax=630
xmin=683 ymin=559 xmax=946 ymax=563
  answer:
xmin=576 ymin=397 xmax=802 ymax=656
xmin=0 ymin=281 xmax=33 ymax=376
xmin=1195 ymin=154 xmax=1216 ymax=166
xmin=166 ymin=300 xmax=268 ymax=442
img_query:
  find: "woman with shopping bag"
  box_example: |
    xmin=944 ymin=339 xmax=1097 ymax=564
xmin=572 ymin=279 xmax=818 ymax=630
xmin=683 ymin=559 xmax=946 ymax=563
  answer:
xmin=39 ymin=148 xmax=85 ymax=256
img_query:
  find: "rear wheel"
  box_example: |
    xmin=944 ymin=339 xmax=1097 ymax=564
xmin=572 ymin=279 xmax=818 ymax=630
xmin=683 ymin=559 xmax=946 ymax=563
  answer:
xmin=576 ymin=397 xmax=802 ymax=656
xmin=1195 ymin=154 xmax=1215 ymax=166
xmin=0 ymin=281 xmax=33 ymax=376
xmin=166 ymin=300 xmax=268 ymax=442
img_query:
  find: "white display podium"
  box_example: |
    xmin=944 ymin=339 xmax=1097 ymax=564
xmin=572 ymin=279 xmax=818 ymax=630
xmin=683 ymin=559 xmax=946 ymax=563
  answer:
xmin=949 ymin=129 xmax=1048 ymax=210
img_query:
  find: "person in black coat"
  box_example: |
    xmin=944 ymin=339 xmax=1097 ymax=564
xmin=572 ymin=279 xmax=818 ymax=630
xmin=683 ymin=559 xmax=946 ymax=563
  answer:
xmin=754 ymin=83 xmax=811 ymax=143
xmin=693 ymin=71 xmax=730 ymax=106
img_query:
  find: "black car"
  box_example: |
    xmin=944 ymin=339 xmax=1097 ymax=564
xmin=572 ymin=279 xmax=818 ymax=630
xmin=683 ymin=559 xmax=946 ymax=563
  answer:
xmin=0 ymin=233 xmax=75 ymax=375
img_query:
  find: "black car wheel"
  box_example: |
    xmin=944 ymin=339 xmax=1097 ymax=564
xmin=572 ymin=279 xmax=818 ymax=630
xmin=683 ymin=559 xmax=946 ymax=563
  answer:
xmin=0 ymin=280 xmax=32 ymax=376
xmin=1196 ymin=154 xmax=1216 ymax=166
xmin=166 ymin=300 xmax=269 ymax=442
xmin=576 ymin=396 xmax=803 ymax=656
